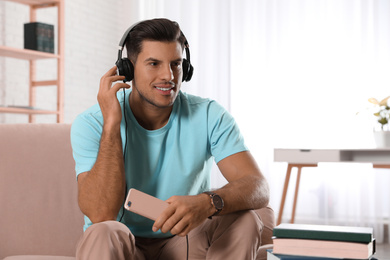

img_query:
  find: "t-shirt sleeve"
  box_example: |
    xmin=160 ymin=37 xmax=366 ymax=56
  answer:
xmin=70 ymin=114 xmax=102 ymax=178
xmin=207 ymin=101 xmax=248 ymax=163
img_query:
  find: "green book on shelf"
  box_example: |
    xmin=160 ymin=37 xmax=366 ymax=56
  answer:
xmin=273 ymin=223 xmax=373 ymax=243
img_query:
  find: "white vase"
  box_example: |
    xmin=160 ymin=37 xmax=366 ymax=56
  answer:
xmin=373 ymin=131 xmax=390 ymax=148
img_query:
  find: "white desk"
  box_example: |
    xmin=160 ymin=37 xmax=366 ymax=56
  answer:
xmin=274 ymin=148 xmax=390 ymax=225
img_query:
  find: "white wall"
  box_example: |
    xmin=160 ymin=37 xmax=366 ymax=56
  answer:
xmin=0 ymin=0 xmax=130 ymax=123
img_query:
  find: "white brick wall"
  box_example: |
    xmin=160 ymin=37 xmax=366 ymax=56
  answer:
xmin=64 ymin=0 xmax=129 ymax=124
xmin=0 ymin=0 xmax=130 ymax=123
xmin=0 ymin=1 xmax=30 ymax=123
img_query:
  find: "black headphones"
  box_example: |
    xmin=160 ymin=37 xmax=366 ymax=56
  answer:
xmin=116 ymin=21 xmax=194 ymax=83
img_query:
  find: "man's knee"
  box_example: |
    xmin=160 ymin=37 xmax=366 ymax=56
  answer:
xmin=76 ymin=221 xmax=136 ymax=260
xmin=233 ymin=210 xmax=264 ymax=236
xmin=214 ymin=210 xmax=263 ymax=240
xmin=199 ymin=211 xmax=263 ymax=259
xmin=226 ymin=210 xmax=264 ymax=249
xmin=82 ymin=221 xmax=135 ymax=247
xmin=86 ymin=220 xmax=131 ymax=236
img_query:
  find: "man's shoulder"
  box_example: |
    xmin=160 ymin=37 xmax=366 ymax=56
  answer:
xmin=180 ymin=93 xmax=229 ymax=121
xmin=179 ymin=91 xmax=224 ymax=111
xmin=71 ymin=103 xmax=103 ymax=134
xmin=76 ymin=103 xmax=103 ymax=122
xmin=180 ymin=91 xmax=211 ymax=105
xmin=74 ymin=89 xmax=126 ymax=126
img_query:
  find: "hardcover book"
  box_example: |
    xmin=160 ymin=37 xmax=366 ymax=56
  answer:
xmin=24 ymin=22 xmax=54 ymax=53
xmin=273 ymin=223 xmax=373 ymax=243
xmin=272 ymin=238 xmax=375 ymax=259
xmin=267 ymin=249 xmax=378 ymax=260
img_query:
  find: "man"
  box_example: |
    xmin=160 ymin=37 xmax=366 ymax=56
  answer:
xmin=71 ymin=18 xmax=270 ymax=259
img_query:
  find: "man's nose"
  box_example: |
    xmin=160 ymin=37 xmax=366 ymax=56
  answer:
xmin=159 ymin=64 xmax=174 ymax=81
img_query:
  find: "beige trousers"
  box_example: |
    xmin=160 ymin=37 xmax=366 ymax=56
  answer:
xmin=76 ymin=210 xmax=264 ymax=260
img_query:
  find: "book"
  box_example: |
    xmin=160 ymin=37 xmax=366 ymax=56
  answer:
xmin=24 ymin=22 xmax=54 ymax=53
xmin=272 ymin=238 xmax=375 ymax=259
xmin=273 ymin=223 xmax=373 ymax=243
xmin=267 ymin=249 xmax=378 ymax=260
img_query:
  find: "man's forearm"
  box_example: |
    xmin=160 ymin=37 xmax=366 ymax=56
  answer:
xmin=77 ymin=125 xmax=126 ymax=223
xmin=211 ymin=151 xmax=270 ymax=216
xmin=214 ymin=174 xmax=269 ymax=215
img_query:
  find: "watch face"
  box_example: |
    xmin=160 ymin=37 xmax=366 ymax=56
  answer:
xmin=212 ymin=195 xmax=224 ymax=210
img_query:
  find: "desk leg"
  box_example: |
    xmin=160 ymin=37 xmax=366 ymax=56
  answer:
xmin=277 ymin=163 xmax=318 ymax=225
xmin=277 ymin=164 xmax=293 ymax=225
xmin=291 ymin=167 xmax=302 ymax=223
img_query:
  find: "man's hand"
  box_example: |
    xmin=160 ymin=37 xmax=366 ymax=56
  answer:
xmin=153 ymin=194 xmax=214 ymax=237
xmin=97 ymin=66 xmax=129 ymax=127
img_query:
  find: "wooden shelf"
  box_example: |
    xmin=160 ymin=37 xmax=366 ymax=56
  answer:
xmin=0 ymin=0 xmax=64 ymax=122
xmin=4 ymin=0 xmax=60 ymax=6
xmin=0 ymin=45 xmax=59 ymax=60
xmin=0 ymin=106 xmax=59 ymax=115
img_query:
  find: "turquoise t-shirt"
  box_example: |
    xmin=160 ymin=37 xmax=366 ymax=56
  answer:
xmin=71 ymin=89 xmax=248 ymax=237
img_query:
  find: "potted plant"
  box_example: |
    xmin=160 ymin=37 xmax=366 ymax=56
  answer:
xmin=368 ymin=96 xmax=390 ymax=147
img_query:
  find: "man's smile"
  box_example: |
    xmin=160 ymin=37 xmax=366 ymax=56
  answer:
xmin=154 ymin=82 xmax=176 ymax=94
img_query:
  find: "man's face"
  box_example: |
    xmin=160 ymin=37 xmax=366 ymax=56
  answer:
xmin=131 ymin=40 xmax=183 ymax=109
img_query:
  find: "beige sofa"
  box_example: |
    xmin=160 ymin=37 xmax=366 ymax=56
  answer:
xmin=0 ymin=123 xmax=274 ymax=259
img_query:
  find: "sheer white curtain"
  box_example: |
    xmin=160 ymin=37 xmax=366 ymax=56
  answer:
xmin=124 ymin=0 xmax=390 ymax=242
xmin=229 ymin=0 xmax=390 ymax=243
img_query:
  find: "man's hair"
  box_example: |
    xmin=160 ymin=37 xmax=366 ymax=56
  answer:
xmin=125 ymin=18 xmax=187 ymax=63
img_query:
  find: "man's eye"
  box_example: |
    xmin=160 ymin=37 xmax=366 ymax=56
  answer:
xmin=172 ymin=62 xmax=182 ymax=68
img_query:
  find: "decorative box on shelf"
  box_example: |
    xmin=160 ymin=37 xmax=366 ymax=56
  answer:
xmin=24 ymin=22 xmax=54 ymax=54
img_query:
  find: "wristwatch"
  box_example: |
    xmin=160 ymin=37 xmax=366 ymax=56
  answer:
xmin=204 ymin=191 xmax=224 ymax=218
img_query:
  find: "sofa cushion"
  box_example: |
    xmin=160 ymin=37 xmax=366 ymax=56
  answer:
xmin=0 ymin=124 xmax=84 ymax=259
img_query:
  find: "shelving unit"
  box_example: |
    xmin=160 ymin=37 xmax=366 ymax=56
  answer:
xmin=0 ymin=0 xmax=64 ymax=123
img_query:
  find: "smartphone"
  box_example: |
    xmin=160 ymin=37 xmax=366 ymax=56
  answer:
xmin=124 ymin=188 xmax=169 ymax=221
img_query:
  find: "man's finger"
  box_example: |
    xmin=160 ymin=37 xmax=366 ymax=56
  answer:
xmin=111 ymin=82 xmax=130 ymax=92
xmin=177 ymin=224 xmax=191 ymax=237
xmin=170 ymin=219 xmax=189 ymax=235
xmin=108 ymin=75 xmax=126 ymax=83
xmin=160 ymin=211 xmax=184 ymax=234
xmin=153 ymin=206 xmax=176 ymax=232
xmin=103 ymin=65 xmax=118 ymax=77
xmin=99 ymin=74 xmax=126 ymax=91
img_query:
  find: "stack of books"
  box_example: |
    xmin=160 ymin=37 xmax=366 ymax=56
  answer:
xmin=268 ymin=223 xmax=377 ymax=260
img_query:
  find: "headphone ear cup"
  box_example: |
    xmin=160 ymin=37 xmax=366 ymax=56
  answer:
xmin=182 ymin=59 xmax=189 ymax=82
xmin=187 ymin=63 xmax=194 ymax=82
xmin=116 ymin=58 xmax=134 ymax=82
xmin=182 ymin=59 xmax=193 ymax=82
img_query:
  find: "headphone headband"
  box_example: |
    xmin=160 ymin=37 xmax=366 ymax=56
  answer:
xmin=118 ymin=21 xmax=142 ymax=49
